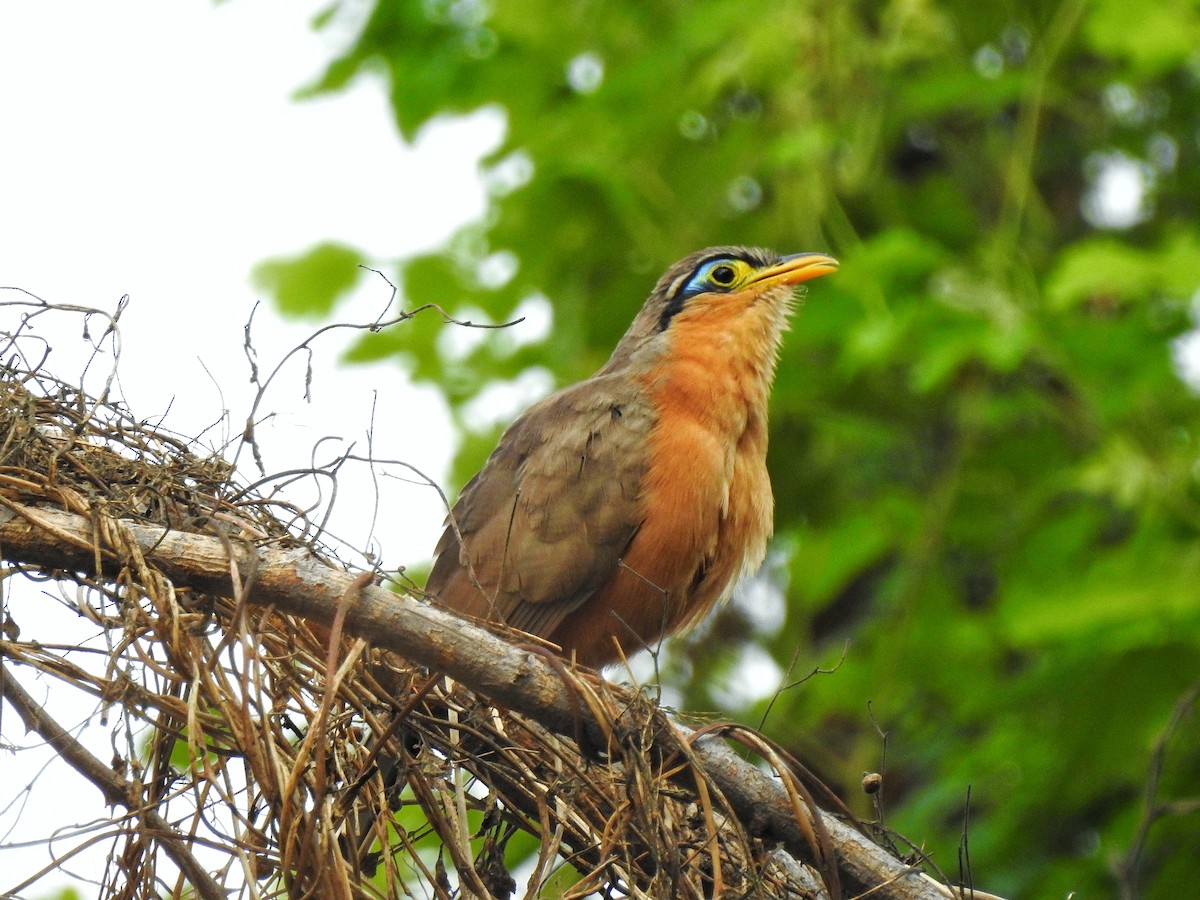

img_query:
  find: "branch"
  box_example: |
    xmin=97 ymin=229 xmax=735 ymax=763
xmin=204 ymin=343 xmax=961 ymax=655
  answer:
xmin=0 ymin=500 xmax=1003 ymax=900
xmin=0 ymin=664 xmax=226 ymax=900
xmin=1112 ymin=680 xmax=1200 ymax=898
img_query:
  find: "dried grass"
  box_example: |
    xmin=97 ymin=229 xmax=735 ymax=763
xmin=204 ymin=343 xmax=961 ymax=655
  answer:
xmin=0 ymin=296 xmax=836 ymax=899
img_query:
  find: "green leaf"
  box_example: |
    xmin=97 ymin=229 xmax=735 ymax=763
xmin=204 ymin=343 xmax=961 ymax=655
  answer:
xmin=253 ymin=242 xmax=365 ymax=319
xmin=1046 ymin=231 xmax=1200 ymax=310
xmin=1045 ymin=238 xmax=1157 ymax=310
xmin=1085 ymin=0 xmax=1200 ymax=75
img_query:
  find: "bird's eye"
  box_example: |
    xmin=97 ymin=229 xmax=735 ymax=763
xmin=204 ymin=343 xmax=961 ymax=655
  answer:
xmin=709 ymin=264 xmax=737 ymax=286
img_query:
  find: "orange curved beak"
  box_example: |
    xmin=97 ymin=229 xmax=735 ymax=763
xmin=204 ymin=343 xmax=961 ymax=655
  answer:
xmin=747 ymin=252 xmax=839 ymax=290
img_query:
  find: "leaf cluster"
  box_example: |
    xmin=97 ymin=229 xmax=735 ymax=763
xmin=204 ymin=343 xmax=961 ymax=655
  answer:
xmin=264 ymin=0 xmax=1200 ymax=894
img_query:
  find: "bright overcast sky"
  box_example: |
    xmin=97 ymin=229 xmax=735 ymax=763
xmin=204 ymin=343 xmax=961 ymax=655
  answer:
xmin=1 ymin=0 xmax=508 ymax=556
xmin=0 ymin=1 xmax=502 ymax=892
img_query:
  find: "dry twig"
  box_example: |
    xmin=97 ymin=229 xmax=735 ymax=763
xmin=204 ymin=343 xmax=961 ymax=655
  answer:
xmin=0 ymin=297 xmax=998 ymax=899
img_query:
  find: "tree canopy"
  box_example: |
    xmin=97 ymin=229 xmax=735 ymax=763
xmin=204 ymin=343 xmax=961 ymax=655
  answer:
xmin=259 ymin=1 xmax=1200 ymax=895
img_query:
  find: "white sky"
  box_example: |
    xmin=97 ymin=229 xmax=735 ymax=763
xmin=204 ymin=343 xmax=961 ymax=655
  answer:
xmin=0 ymin=1 xmax=503 ymax=893
xmin=1 ymin=0 xmax=508 ymax=555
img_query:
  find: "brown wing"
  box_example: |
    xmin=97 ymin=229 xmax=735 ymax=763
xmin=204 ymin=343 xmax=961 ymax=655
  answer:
xmin=426 ymin=372 xmax=652 ymax=641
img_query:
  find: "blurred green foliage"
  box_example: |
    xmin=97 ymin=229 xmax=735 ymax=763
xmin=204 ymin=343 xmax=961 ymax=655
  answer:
xmin=264 ymin=0 xmax=1200 ymax=895
xmin=254 ymin=242 xmax=366 ymax=318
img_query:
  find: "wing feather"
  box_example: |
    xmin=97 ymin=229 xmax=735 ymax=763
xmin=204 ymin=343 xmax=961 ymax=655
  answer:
xmin=426 ymin=373 xmax=651 ymax=642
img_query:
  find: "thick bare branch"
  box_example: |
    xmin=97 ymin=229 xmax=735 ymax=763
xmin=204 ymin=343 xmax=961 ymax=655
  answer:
xmin=0 ymin=500 xmax=996 ymax=900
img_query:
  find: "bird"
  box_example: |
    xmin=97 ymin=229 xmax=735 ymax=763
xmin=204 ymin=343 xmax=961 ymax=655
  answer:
xmin=426 ymin=246 xmax=838 ymax=668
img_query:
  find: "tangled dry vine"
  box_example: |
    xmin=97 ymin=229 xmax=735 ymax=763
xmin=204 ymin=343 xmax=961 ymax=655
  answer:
xmin=0 ymin=293 xmax=997 ymax=899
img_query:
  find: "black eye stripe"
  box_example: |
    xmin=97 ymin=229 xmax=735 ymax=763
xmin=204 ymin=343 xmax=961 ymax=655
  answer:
xmin=657 ymin=250 xmax=769 ymax=332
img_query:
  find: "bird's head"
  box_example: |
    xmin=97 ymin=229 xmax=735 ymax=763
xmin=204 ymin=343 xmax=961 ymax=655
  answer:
xmin=608 ymin=246 xmax=838 ymax=369
xmin=652 ymin=246 xmax=839 ymax=331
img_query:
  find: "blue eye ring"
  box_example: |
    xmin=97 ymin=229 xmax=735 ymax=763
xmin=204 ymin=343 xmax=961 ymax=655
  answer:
xmin=682 ymin=257 xmax=743 ymax=296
